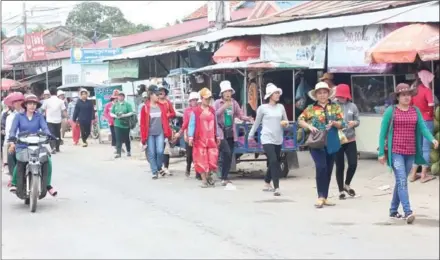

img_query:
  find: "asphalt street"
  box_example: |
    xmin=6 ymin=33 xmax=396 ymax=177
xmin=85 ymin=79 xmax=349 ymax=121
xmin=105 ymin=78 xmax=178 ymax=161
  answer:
xmin=2 ymin=140 xmax=439 ymax=259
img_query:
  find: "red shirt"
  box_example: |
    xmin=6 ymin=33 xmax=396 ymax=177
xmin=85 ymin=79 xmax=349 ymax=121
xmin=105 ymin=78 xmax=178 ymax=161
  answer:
xmin=411 ymin=84 xmax=434 ymax=120
xmin=392 ymin=107 xmax=417 ymax=155
xmin=103 ymin=102 xmax=114 ymax=126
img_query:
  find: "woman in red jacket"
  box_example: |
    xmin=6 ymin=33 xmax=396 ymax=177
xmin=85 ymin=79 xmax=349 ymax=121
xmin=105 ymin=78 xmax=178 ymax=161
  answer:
xmin=140 ymin=85 xmax=172 ymax=179
xmin=188 ymin=88 xmax=222 ymax=187
xmin=175 ymin=91 xmax=200 ymax=178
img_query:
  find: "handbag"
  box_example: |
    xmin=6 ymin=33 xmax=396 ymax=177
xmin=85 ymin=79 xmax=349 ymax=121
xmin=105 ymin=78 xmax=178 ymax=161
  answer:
xmin=305 ymin=130 xmax=327 ymax=149
xmin=223 ymin=126 xmax=234 ymax=139
xmin=338 ymin=129 xmax=348 ymax=144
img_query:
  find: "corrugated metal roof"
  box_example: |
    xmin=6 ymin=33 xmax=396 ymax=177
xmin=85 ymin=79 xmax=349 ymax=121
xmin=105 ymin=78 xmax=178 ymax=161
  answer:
xmin=103 ymin=41 xmax=197 ymax=62
xmin=189 ymin=59 xmax=307 ymax=74
xmin=189 ymin=1 xmax=438 ymax=43
xmin=230 ymin=0 xmax=418 ymax=27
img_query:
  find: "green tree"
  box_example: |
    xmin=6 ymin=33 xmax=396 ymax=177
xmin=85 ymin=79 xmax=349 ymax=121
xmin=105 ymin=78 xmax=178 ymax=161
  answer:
xmin=30 ymin=25 xmax=45 ymax=33
xmin=66 ymin=2 xmax=152 ymax=39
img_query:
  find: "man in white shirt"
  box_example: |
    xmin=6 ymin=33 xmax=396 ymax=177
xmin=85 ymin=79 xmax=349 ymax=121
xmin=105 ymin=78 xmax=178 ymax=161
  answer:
xmin=42 ymin=87 xmax=67 ymax=154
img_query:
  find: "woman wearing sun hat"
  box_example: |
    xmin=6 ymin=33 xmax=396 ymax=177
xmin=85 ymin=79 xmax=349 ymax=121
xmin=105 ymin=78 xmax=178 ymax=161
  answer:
xmin=8 ymin=94 xmax=57 ymax=196
xmin=104 ymin=89 xmax=120 ymax=151
xmin=248 ymin=83 xmax=289 ymax=196
xmin=214 ymin=80 xmax=253 ymax=186
xmin=334 ymin=84 xmax=360 ymax=200
xmin=378 ymin=83 xmax=438 ymax=224
xmin=174 ymin=92 xmax=201 ymax=178
xmin=188 ymin=88 xmax=221 ymax=187
xmin=298 ymin=82 xmax=344 ymax=208
xmin=2 ymin=92 xmax=24 ymax=183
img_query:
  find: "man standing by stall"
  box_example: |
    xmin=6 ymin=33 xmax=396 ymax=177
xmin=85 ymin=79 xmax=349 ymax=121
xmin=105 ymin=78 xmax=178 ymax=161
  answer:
xmin=214 ymin=80 xmax=253 ymax=186
xmin=409 ymin=69 xmax=437 ymax=183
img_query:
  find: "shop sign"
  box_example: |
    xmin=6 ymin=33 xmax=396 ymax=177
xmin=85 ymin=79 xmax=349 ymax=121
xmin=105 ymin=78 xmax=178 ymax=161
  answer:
xmin=70 ymin=48 xmax=123 ymax=64
xmin=95 ymin=85 xmax=123 ymax=130
xmin=108 ymin=60 xmax=139 ymax=79
xmin=327 ymin=24 xmax=401 ymax=73
xmin=260 ymin=31 xmax=327 ymax=69
xmin=24 ymin=32 xmax=47 ymax=61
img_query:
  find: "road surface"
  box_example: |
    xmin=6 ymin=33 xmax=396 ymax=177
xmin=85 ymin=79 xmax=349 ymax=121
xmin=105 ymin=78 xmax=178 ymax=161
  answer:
xmin=2 ymin=141 xmax=439 ymax=259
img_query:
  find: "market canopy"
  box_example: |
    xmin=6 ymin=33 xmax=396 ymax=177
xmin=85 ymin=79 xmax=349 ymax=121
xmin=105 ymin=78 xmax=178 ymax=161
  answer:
xmin=365 ymin=23 xmax=440 ymax=63
xmin=167 ymin=68 xmax=196 ymax=77
xmin=189 ymin=59 xmax=307 ymax=74
xmin=212 ymin=37 xmax=261 ymax=64
xmin=57 ymin=82 xmax=103 ymax=90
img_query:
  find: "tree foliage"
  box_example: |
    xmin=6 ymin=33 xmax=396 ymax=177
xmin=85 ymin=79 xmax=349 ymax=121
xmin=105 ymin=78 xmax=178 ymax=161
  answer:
xmin=66 ymin=2 xmax=153 ymax=40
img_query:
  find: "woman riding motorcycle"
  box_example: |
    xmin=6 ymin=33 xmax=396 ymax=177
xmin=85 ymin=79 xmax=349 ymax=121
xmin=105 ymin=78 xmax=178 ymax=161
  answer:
xmin=8 ymin=94 xmax=58 ymax=196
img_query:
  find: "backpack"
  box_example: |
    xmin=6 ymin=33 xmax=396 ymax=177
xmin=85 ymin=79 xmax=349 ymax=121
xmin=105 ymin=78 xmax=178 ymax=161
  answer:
xmin=128 ymin=114 xmax=138 ymax=129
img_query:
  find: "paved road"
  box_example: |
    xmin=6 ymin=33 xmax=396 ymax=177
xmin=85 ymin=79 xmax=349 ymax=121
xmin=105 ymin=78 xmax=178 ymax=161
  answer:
xmin=2 ymin=141 xmax=439 ymax=259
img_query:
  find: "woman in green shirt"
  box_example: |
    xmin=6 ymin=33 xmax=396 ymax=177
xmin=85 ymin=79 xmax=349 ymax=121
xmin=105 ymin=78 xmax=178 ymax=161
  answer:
xmin=110 ymin=92 xmax=134 ymax=158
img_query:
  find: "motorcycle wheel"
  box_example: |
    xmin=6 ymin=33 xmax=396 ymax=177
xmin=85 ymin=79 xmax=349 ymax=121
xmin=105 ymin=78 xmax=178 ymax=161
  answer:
xmin=29 ymin=175 xmax=40 ymax=213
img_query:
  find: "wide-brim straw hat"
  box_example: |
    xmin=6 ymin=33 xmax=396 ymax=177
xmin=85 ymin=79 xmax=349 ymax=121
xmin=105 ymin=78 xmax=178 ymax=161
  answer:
xmin=264 ymin=83 xmax=283 ymax=100
xmin=319 ymin=72 xmax=334 ymax=81
xmin=308 ymin=82 xmax=335 ymax=101
xmin=199 ymin=88 xmax=212 ymax=99
xmin=4 ymin=92 xmax=25 ymax=107
xmin=21 ymin=94 xmax=42 ymax=109
xmin=390 ymin=83 xmax=417 ymax=99
xmin=79 ymin=88 xmax=89 ymax=95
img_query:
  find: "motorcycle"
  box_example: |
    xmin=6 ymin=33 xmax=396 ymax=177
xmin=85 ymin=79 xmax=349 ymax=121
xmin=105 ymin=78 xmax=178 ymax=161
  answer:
xmin=13 ymin=131 xmax=53 ymax=213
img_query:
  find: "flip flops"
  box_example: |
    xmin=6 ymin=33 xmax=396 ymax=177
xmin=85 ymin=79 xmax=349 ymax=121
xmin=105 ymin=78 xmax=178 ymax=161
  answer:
xmin=420 ymin=175 xmax=436 ymax=183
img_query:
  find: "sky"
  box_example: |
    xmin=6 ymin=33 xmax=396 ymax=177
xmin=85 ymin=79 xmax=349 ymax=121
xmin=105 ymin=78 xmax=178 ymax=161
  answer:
xmin=1 ymin=1 xmax=206 ymax=36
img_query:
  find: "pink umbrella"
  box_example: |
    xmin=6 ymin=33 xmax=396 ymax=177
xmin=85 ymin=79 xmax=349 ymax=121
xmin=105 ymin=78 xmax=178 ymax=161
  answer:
xmin=1 ymin=78 xmax=23 ymax=91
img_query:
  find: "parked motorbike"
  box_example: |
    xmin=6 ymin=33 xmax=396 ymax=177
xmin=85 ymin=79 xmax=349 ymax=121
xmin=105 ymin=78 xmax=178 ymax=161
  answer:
xmin=13 ymin=131 xmax=54 ymax=212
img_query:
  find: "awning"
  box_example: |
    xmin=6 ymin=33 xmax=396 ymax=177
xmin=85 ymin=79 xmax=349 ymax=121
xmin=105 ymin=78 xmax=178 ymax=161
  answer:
xmin=366 ymin=23 xmax=439 ymax=63
xmin=167 ymin=68 xmax=197 ymax=77
xmin=188 ymin=1 xmax=438 ymax=43
xmin=212 ymin=37 xmax=261 ymax=63
xmin=189 ymin=59 xmax=307 ymax=74
xmin=19 ymin=67 xmax=62 ymax=86
xmin=103 ymin=41 xmax=197 ymax=62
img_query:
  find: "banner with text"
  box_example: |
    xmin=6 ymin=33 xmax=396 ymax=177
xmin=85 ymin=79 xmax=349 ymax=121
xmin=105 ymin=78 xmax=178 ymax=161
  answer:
xmin=95 ymin=85 xmax=122 ymax=130
xmin=327 ymin=24 xmax=406 ymax=73
xmin=71 ymin=48 xmax=123 ymax=64
xmin=24 ymin=32 xmax=47 ymax=61
xmin=260 ymin=31 xmax=327 ymax=69
xmin=108 ymin=59 xmax=139 ymax=79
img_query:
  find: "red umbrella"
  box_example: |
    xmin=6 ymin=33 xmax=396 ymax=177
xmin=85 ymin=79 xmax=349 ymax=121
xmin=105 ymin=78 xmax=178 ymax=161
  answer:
xmin=1 ymin=78 xmax=23 ymax=91
xmin=213 ymin=37 xmax=261 ymax=64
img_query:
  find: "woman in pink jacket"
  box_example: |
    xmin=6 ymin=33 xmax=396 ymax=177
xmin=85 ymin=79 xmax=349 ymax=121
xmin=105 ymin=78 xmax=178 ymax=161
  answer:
xmin=104 ymin=90 xmax=119 ymax=152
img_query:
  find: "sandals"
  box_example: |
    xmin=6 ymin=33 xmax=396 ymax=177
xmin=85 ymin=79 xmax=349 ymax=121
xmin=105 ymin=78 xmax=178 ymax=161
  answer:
xmin=315 ymin=198 xmax=325 ymax=208
xmin=47 ymin=186 xmax=58 ymax=197
xmin=9 ymin=185 xmax=17 ymax=193
xmin=323 ymin=199 xmax=335 ymax=206
xmin=344 ymin=186 xmax=356 ymax=197
xmin=420 ymin=175 xmax=436 ymax=183
xmin=200 ymin=182 xmax=209 ymax=188
xmin=409 ymin=174 xmax=421 ymax=182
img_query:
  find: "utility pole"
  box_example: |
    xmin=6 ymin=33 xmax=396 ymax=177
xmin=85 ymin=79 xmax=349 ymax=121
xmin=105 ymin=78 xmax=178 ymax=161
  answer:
xmin=22 ymin=1 xmax=27 ymax=35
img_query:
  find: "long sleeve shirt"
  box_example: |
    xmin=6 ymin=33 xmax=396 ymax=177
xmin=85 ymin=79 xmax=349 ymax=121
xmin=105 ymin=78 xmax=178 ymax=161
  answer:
xmin=67 ymin=100 xmax=77 ymax=120
xmin=214 ymin=98 xmax=251 ymax=141
xmin=73 ymin=99 xmax=95 ymax=123
xmin=8 ymin=112 xmax=52 ymax=150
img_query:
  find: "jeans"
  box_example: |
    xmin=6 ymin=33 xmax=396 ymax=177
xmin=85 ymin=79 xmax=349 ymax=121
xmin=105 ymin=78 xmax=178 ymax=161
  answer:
xmin=220 ymin=137 xmax=235 ymax=180
xmin=335 ymin=141 xmax=358 ymax=192
xmin=310 ymin=148 xmax=336 ymax=199
xmin=109 ymin=125 xmax=116 ymax=147
xmin=263 ymin=144 xmax=282 ymax=189
xmin=186 ymin=142 xmax=193 ymax=172
xmin=79 ymin=121 xmax=91 ymax=143
xmin=390 ymin=153 xmax=415 ymax=215
xmin=47 ymin=122 xmax=61 ymax=151
xmin=420 ymin=120 xmax=433 ymax=166
xmin=146 ymin=133 xmax=165 ymax=175
xmin=115 ymin=126 xmax=131 ymax=154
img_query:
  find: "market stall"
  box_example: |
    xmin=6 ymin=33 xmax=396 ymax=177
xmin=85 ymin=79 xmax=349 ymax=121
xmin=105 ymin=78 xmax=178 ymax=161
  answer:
xmin=365 ymin=23 xmax=440 ymax=172
xmin=190 ymin=59 xmax=307 ymax=177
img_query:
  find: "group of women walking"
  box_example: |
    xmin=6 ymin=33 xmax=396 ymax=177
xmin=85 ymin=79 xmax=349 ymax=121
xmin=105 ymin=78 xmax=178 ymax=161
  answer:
xmin=137 ymin=73 xmax=438 ymax=224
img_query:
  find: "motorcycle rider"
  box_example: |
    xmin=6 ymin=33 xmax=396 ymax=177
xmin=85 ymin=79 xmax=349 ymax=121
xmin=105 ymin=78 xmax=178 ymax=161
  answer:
xmin=8 ymin=94 xmax=57 ymax=196
xmin=2 ymin=92 xmax=25 ymax=185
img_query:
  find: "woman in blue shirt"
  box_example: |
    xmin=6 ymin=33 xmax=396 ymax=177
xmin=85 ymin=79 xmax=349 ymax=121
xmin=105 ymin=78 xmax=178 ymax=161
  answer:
xmin=8 ymin=94 xmax=57 ymax=196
